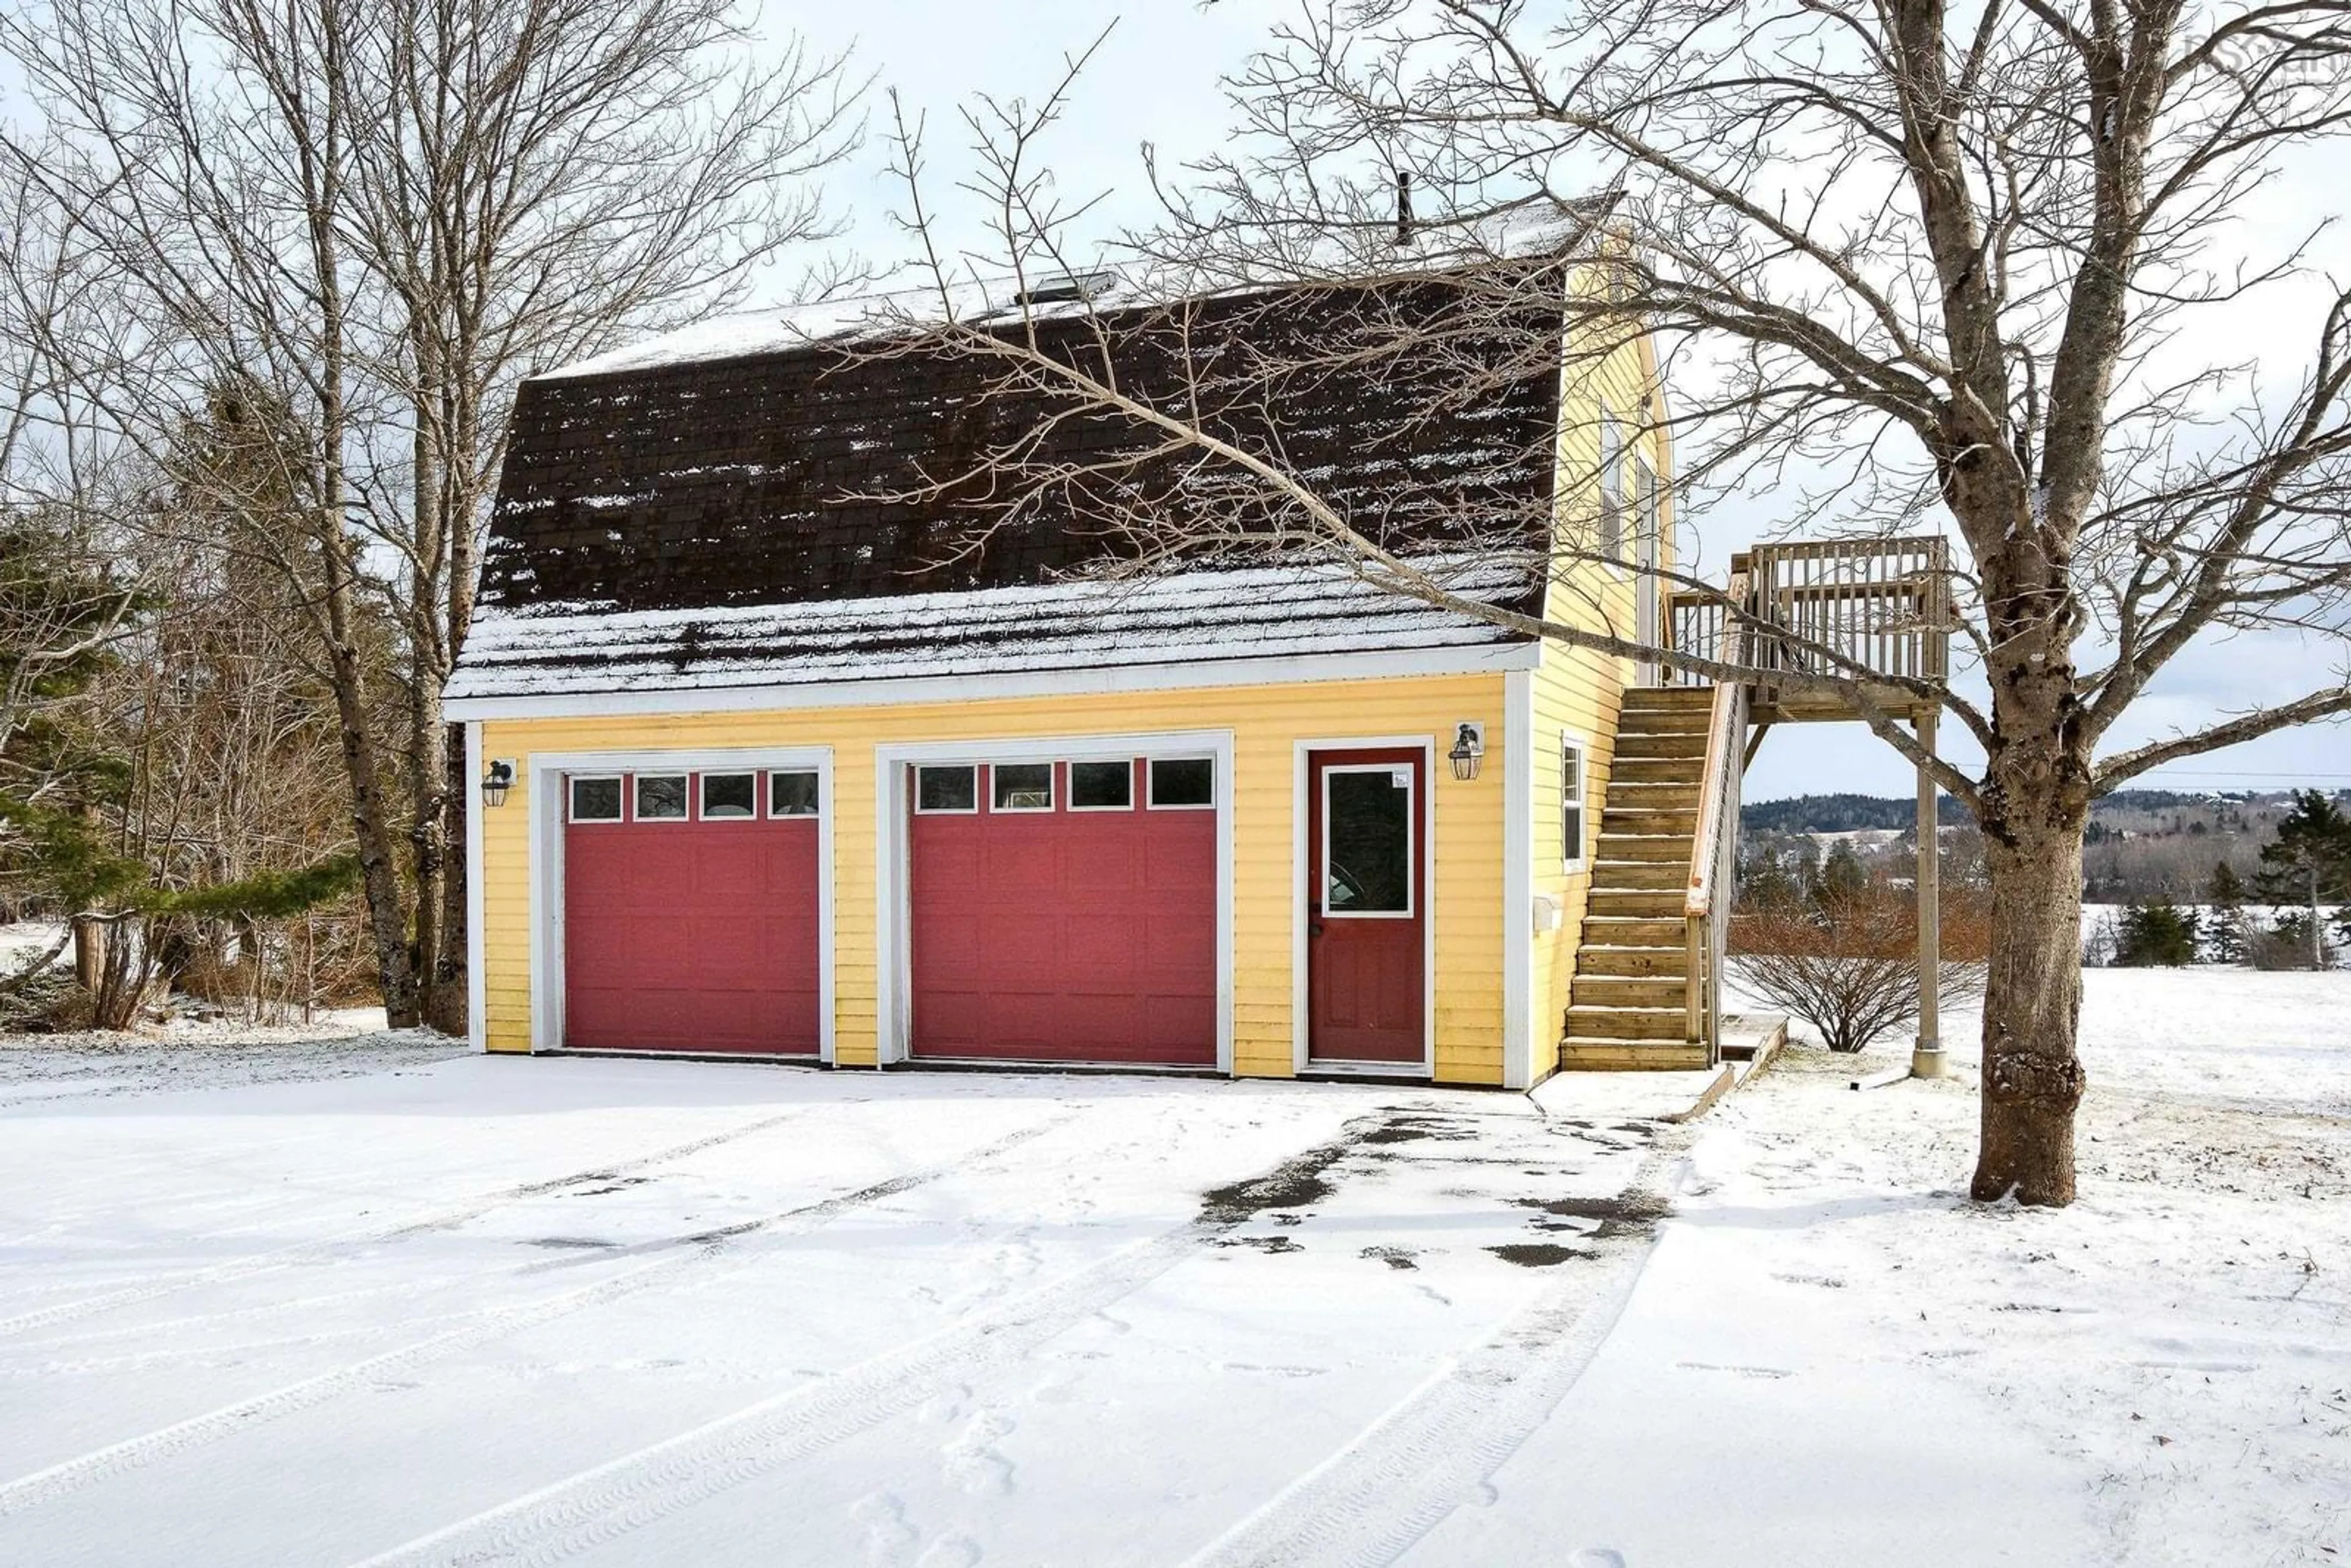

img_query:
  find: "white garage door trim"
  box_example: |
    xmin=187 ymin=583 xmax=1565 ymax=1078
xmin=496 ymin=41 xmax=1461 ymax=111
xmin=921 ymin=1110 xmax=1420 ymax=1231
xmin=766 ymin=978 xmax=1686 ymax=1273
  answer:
xmin=872 ymin=730 xmax=1237 ymax=1073
xmin=524 ymin=746 xmax=836 ymax=1060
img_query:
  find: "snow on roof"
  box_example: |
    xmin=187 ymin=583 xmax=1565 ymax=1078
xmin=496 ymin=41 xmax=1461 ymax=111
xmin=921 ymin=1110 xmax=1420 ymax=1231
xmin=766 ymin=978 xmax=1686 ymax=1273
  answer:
xmin=541 ymin=200 xmax=1612 ymax=383
xmin=444 ymin=553 xmax=1535 ymax=704
xmin=539 ymin=277 xmax=1086 ymax=381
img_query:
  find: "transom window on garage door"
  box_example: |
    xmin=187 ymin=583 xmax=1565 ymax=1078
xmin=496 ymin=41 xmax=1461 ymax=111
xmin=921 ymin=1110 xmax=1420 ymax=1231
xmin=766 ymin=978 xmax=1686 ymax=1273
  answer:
xmin=912 ymin=757 xmax=1214 ymax=814
xmin=568 ymin=768 xmax=821 ymax=823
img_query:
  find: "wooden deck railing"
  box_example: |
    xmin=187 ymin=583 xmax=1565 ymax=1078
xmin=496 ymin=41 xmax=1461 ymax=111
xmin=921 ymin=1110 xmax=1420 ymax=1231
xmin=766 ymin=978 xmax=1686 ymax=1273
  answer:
xmin=1665 ymin=536 xmax=1950 ymax=703
xmin=1659 ymin=540 xmax=1948 ymax=1055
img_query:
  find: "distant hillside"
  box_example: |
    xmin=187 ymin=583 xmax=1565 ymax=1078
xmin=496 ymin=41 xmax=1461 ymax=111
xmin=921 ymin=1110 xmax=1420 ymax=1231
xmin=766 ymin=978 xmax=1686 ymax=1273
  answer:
xmin=1741 ymin=793 xmax=1971 ymax=833
xmin=1740 ymin=786 xmax=2345 ymax=837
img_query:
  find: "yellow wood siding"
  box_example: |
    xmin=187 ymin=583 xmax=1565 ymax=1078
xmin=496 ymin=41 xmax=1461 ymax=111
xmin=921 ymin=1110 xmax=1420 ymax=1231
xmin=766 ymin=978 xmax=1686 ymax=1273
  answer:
xmin=1530 ymin=640 xmax=1624 ymax=1065
xmin=480 ymin=672 xmax=1513 ymax=1084
xmin=1528 ymin=265 xmax=1679 ymax=1069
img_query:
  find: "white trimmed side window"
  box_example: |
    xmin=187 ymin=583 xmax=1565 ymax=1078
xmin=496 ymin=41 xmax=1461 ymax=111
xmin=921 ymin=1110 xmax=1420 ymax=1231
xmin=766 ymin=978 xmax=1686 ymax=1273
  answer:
xmin=1597 ymin=408 xmax=1624 ymax=567
xmin=1561 ymin=737 xmax=1588 ymax=872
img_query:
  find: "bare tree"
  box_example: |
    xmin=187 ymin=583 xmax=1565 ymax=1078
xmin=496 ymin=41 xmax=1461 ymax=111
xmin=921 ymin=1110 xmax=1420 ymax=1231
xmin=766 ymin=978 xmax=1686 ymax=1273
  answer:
xmin=0 ymin=0 xmax=861 ymax=1027
xmin=338 ymin=0 xmax=862 ymax=1032
xmin=869 ymin=2 xmax=2351 ymax=1206
xmin=855 ymin=0 xmax=2351 ymax=1213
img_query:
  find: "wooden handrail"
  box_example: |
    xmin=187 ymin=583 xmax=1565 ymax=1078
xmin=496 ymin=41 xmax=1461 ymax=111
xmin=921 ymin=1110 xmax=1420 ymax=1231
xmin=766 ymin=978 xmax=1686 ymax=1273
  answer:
xmin=1682 ymin=573 xmax=1748 ymax=921
xmin=1684 ymin=677 xmax=1738 ymax=920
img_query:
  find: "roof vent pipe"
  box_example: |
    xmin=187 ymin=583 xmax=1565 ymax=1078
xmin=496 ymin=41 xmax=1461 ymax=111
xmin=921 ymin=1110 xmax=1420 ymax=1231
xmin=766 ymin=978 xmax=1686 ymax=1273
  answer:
xmin=1392 ymin=170 xmax=1415 ymax=249
xmin=1012 ymin=269 xmax=1119 ymax=309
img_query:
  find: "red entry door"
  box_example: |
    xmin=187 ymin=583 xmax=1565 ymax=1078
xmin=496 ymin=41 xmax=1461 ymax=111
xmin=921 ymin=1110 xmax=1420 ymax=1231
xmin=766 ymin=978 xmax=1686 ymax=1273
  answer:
xmin=1306 ymin=748 xmax=1426 ymax=1064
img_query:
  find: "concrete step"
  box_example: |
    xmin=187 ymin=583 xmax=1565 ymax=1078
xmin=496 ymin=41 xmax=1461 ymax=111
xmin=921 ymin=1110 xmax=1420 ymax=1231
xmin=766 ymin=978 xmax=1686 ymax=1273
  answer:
xmin=1558 ymin=1038 xmax=1713 ymax=1071
xmin=1613 ymin=756 xmax=1708 ymax=786
xmin=1590 ymin=859 xmax=1684 ymax=892
xmin=1613 ymin=730 xmax=1709 ymax=762
xmin=1580 ymin=914 xmax=1685 ymax=947
xmin=1594 ymin=833 xmax=1689 ymax=864
xmin=1575 ymin=943 xmax=1690 ymax=978
xmin=1565 ymin=1004 xmax=1690 ymax=1041
xmin=1588 ymin=888 xmax=1685 ymax=919
xmin=1572 ymin=973 xmax=1689 ymax=1009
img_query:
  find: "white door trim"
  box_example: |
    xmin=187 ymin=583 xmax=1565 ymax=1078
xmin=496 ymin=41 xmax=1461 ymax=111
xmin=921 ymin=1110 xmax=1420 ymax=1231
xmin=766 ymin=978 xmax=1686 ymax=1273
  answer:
xmin=1292 ymin=735 xmax=1438 ymax=1078
xmin=872 ymin=729 xmax=1237 ymax=1073
xmin=523 ymin=745 xmax=837 ymax=1060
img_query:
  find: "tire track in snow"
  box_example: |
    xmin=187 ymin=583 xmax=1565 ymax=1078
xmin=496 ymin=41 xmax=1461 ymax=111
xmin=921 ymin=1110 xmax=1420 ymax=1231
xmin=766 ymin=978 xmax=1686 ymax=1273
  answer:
xmin=345 ymin=1229 xmax=1211 ymax=1567
xmin=343 ymin=1119 xmax=1401 ymax=1568
xmin=0 ymin=1104 xmax=818 ymax=1340
xmin=1174 ymin=1151 xmax=1690 ymax=1568
xmin=0 ymin=1111 xmax=1073 ymax=1520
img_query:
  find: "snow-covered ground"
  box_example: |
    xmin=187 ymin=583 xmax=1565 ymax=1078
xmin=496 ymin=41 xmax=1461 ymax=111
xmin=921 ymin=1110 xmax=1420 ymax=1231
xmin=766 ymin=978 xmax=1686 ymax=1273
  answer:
xmin=1 ymin=969 xmax=2344 ymax=1566
xmin=1420 ymin=968 xmax=2351 ymax=1567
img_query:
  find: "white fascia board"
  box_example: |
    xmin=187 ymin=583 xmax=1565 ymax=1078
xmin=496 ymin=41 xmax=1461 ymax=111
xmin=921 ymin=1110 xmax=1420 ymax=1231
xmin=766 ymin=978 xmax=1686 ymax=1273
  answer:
xmin=1501 ymin=669 xmax=1537 ymax=1090
xmin=446 ymin=643 xmax=1540 ymax=724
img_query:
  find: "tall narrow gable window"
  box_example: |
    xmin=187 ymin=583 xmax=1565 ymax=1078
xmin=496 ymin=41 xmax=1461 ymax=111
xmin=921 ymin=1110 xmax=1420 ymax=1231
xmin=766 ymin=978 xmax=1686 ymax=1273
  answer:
xmin=1597 ymin=410 xmax=1624 ymax=566
xmin=1561 ymin=738 xmax=1588 ymax=872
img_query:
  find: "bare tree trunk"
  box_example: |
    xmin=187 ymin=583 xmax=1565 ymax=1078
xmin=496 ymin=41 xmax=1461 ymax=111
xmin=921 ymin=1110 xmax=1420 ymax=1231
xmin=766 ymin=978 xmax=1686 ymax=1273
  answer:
xmin=2312 ymin=865 xmax=2326 ymax=971
xmin=71 ymin=914 xmax=105 ymax=993
xmin=426 ymin=720 xmax=468 ymax=1036
xmin=1972 ymin=740 xmax=2090 ymax=1206
xmin=407 ymin=385 xmax=448 ymax=1029
xmin=426 ymin=426 xmax=477 ymax=1039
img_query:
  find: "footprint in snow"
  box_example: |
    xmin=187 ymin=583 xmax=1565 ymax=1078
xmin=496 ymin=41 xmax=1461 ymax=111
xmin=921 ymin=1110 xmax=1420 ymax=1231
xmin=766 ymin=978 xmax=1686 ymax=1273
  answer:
xmin=945 ymin=1409 xmax=1018 ymax=1496
xmin=921 ymin=1384 xmax=972 ymax=1425
xmin=1030 ymin=1368 xmax=1082 ymax=1406
xmin=1569 ymin=1551 xmax=1627 ymax=1568
xmin=852 ymin=1491 xmax=919 ymax=1568
xmin=917 ymin=1532 xmax=984 ymax=1568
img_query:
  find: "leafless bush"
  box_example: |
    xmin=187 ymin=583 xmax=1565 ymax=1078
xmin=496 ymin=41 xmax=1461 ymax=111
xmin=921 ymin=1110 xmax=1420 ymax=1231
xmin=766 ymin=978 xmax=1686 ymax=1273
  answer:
xmin=2249 ymin=918 xmax=2340 ymax=972
xmin=1733 ymin=885 xmax=1989 ymax=1054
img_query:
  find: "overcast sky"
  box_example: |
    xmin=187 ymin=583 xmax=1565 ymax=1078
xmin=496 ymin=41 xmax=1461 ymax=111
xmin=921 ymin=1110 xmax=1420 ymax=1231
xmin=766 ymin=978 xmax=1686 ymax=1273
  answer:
xmin=767 ymin=2 xmax=2349 ymax=803
xmin=13 ymin=2 xmax=2336 ymax=803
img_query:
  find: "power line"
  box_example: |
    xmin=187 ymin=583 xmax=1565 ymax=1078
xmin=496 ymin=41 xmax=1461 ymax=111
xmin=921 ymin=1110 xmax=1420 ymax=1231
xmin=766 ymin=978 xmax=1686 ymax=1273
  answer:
xmin=2135 ymin=770 xmax=2351 ymax=781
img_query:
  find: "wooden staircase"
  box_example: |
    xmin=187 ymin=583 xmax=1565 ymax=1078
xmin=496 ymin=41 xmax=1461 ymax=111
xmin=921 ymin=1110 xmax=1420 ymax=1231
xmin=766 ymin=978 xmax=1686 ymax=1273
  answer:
xmin=1562 ymin=686 xmax=1716 ymax=1070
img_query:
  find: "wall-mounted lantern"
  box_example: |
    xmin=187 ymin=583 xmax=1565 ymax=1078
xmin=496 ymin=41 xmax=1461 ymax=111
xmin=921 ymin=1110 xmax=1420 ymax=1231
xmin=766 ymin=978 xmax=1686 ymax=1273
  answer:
xmin=1448 ymin=722 xmax=1485 ymax=781
xmin=482 ymin=758 xmax=516 ymax=808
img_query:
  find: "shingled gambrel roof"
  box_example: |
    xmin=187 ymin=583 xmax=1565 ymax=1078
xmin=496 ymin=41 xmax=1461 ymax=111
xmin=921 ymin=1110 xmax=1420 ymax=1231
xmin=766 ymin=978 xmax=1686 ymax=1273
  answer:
xmin=457 ymin=262 xmax=1573 ymax=701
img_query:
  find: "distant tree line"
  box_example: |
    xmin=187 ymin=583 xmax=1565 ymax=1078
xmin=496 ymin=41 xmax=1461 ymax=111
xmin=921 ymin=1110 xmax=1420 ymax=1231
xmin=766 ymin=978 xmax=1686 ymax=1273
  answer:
xmin=1740 ymin=793 xmax=1974 ymax=835
xmin=1744 ymin=789 xmax=2350 ymax=907
xmin=2087 ymin=793 xmax=2351 ymax=970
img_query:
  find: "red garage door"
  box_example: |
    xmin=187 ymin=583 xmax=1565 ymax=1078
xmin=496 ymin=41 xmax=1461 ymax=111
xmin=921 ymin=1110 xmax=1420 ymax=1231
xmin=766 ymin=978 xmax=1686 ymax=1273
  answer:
xmin=910 ymin=756 xmax=1217 ymax=1066
xmin=563 ymin=768 xmax=822 ymax=1055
